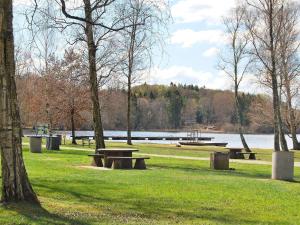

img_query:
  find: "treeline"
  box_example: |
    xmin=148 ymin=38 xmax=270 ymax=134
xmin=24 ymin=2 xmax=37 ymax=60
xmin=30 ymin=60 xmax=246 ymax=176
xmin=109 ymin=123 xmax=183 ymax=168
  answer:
xmin=17 ymin=74 xmax=281 ymax=133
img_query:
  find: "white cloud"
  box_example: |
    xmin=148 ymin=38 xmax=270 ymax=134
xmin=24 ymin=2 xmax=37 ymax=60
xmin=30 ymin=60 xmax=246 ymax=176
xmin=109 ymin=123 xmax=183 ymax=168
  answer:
xmin=147 ymin=66 xmax=259 ymax=93
xmin=203 ymin=47 xmax=220 ymax=57
xmin=148 ymin=66 xmax=230 ymax=90
xmin=14 ymin=0 xmax=33 ymax=6
xmin=172 ymin=0 xmax=236 ymax=24
xmin=171 ymin=29 xmax=226 ymax=48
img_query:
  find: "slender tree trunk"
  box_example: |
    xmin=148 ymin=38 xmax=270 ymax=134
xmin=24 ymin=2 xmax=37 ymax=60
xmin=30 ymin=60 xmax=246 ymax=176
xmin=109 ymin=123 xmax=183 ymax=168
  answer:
xmin=45 ymin=102 xmax=53 ymax=136
xmin=278 ymin=108 xmax=289 ymax=151
xmin=234 ymin=74 xmax=251 ymax=153
xmin=84 ymin=0 xmax=105 ymax=151
xmin=127 ymin=77 xmax=132 ymax=145
xmin=126 ymin=22 xmax=137 ymax=146
xmin=268 ymin=1 xmax=287 ymax=152
xmin=0 ymin=0 xmax=39 ymax=203
xmin=236 ymin=98 xmax=251 ymax=152
xmin=284 ymin=73 xmax=299 ymax=150
xmin=70 ymin=108 xmax=77 ymax=145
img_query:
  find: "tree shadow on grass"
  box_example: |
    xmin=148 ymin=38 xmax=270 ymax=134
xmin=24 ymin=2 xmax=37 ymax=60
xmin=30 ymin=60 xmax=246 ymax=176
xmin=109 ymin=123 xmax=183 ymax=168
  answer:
xmin=1 ymin=202 xmax=89 ymax=225
xmin=150 ymin=163 xmax=271 ymax=180
xmin=151 ymin=162 xmax=300 ymax=184
xmin=32 ymin=182 xmax=285 ymax=225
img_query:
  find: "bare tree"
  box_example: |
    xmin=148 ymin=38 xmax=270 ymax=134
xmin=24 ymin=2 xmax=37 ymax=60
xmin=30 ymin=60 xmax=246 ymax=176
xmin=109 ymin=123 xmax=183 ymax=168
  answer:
xmin=245 ymin=0 xmax=289 ymax=151
xmin=118 ymin=0 xmax=170 ymax=145
xmin=31 ymin=0 xmax=141 ymax=150
xmin=26 ymin=0 xmax=58 ymax=135
xmin=0 ymin=0 xmax=38 ymax=203
xmin=56 ymin=48 xmax=90 ymax=145
xmin=277 ymin=2 xmax=300 ymax=150
xmin=219 ymin=6 xmax=253 ymax=152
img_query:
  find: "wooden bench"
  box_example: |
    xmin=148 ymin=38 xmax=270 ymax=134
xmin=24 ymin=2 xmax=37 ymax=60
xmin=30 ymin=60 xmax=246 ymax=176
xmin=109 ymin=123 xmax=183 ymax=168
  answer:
xmin=82 ymin=138 xmax=94 ymax=147
xmin=226 ymin=148 xmax=243 ymax=159
xmin=107 ymin=157 xmax=150 ymax=169
xmin=236 ymin=152 xmax=257 ymax=160
xmin=88 ymin=154 xmax=104 ymax=167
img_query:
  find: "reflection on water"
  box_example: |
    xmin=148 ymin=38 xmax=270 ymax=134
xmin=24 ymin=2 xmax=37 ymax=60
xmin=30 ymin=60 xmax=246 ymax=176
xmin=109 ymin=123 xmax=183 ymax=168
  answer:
xmin=57 ymin=130 xmax=299 ymax=149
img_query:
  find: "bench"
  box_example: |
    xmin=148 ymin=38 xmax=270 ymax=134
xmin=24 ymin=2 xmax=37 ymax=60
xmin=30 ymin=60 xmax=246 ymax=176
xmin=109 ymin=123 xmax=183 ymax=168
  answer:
xmin=107 ymin=157 xmax=150 ymax=169
xmin=88 ymin=154 xmax=104 ymax=167
xmin=82 ymin=138 xmax=94 ymax=147
xmin=236 ymin=152 xmax=257 ymax=160
xmin=226 ymin=148 xmax=243 ymax=159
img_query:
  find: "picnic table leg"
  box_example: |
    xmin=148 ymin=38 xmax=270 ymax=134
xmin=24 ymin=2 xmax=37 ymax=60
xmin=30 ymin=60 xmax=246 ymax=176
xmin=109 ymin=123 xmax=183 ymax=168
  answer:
xmin=134 ymin=159 xmax=146 ymax=169
xmin=112 ymin=159 xmax=122 ymax=169
xmin=249 ymin=153 xmax=256 ymax=160
xmin=121 ymin=152 xmax=133 ymax=169
xmin=229 ymin=151 xmax=236 ymax=159
xmin=91 ymin=156 xmax=103 ymax=167
xmin=238 ymin=152 xmax=245 ymax=159
xmin=104 ymin=152 xmax=119 ymax=168
xmin=104 ymin=155 xmax=111 ymax=168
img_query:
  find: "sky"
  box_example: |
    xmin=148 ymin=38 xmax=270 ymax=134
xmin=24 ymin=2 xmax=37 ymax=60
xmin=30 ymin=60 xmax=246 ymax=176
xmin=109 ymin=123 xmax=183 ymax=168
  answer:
xmin=148 ymin=0 xmax=258 ymax=92
xmin=13 ymin=0 xmax=259 ymax=93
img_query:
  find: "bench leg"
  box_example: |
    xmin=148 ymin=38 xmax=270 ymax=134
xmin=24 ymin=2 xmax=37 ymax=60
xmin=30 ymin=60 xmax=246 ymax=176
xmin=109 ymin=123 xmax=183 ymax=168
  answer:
xmin=104 ymin=156 xmax=116 ymax=168
xmin=134 ymin=159 xmax=146 ymax=170
xmin=237 ymin=153 xmax=245 ymax=159
xmin=229 ymin=152 xmax=236 ymax=159
xmin=249 ymin=153 xmax=256 ymax=160
xmin=121 ymin=159 xmax=132 ymax=169
xmin=91 ymin=156 xmax=103 ymax=167
xmin=112 ymin=159 xmax=122 ymax=169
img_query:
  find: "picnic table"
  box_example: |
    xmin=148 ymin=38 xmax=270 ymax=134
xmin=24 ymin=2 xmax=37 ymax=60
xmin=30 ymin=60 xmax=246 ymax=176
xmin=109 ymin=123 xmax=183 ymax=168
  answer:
xmin=226 ymin=148 xmax=244 ymax=159
xmin=226 ymin=148 xmax=257 ymax=160
xmin=96 ymin=148 xmax=139 ymax=168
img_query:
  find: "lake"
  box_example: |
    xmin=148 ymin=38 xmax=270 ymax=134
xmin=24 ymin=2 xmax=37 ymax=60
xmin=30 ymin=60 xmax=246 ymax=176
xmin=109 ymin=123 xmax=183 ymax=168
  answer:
xmin=60 ymin=130 xmax=299 ymax=149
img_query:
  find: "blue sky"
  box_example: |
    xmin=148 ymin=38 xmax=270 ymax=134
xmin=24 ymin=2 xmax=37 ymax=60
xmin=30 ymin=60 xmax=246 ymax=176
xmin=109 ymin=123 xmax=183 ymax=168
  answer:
xmin=13 ymin=0 xmax=258 ymax=92
xmin=148 ymin=0 xmax=257 ymax=92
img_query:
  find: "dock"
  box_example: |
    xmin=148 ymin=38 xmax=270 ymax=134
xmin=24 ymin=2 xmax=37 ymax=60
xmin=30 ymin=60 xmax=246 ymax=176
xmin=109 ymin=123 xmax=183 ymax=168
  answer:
xmin=179 ymin=142 xmax=228 ymax=147
xmin=71 ymin=136 xmax=214 ymax=141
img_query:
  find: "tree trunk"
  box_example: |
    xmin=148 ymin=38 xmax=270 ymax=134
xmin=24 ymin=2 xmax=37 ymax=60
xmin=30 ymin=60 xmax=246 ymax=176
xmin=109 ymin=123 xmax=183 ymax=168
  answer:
xmin=84 ymin=0 xmax=105 ymax=151
xmin=45 ymin=102 xmax=53 ymax=136
xmin=0 ymin=0 xmax=39 ymax=203
xmin=126 ymin=21 xmax=137 ymax=146
xmin=127 ymin=77 xmax=132 ymax=145
xmin=268 ymin=2 xmax=287 ymax=152
xmin=278 ymin=108 xmax=289 ymax=151
xmin=70 ymin=108 xmax=77 ymax=145
xmin=234 ymin=85 xmax=251 ymax=152
xmin=284 ymin=73 xmax=299 ymax=150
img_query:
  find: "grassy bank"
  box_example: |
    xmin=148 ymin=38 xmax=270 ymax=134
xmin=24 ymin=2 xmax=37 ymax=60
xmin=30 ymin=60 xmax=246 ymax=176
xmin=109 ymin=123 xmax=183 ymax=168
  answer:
xmin=0 ymin=141 xmax=300 ymax=224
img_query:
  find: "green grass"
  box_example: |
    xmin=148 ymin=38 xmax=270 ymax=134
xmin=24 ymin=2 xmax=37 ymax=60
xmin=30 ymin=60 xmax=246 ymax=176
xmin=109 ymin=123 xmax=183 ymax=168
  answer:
xmin=1 ymin=141 xmax=300 ymax=224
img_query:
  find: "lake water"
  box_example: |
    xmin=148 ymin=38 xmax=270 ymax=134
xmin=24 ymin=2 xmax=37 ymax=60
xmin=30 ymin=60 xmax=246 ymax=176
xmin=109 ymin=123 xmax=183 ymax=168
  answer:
xmin=60 ymin=130 xmax=299 ymax=149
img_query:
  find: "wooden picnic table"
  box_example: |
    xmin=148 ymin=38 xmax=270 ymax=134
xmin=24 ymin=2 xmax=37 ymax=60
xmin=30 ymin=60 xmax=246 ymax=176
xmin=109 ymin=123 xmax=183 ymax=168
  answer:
xmin=96 ymin=148 xmax=139 ymax=168
xmin=226 ymin=148 xmax=257 ymax=160
xmin=225 ymin=147 xmax=244 ymax=159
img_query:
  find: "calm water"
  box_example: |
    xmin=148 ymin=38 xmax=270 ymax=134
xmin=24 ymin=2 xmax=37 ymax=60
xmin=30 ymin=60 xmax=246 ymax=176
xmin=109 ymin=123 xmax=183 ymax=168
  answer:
xmin=60 ymin=130 xmax=299 ymax=149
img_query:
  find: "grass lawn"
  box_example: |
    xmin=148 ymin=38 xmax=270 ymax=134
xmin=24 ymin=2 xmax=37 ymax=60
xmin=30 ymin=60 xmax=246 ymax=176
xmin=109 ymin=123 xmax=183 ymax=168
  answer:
xmin=1 ymin=141 xmax=300 ymax=224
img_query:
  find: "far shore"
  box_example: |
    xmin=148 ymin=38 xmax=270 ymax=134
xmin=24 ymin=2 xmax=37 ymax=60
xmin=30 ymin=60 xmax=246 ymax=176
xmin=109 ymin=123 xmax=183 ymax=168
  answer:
xmin=22 ymin=127 xmax=285 ymax=135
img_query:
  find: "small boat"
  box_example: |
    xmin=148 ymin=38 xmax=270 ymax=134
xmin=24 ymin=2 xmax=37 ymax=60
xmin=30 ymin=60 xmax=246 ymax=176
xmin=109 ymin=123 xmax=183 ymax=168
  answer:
xmin=179 ymin=142 xmax=228 ymax=147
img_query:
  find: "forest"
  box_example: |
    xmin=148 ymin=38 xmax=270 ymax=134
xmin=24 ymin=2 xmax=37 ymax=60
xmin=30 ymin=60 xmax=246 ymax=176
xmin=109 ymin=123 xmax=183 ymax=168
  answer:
xmin=16 ymin=67 xmax=280 ymax=134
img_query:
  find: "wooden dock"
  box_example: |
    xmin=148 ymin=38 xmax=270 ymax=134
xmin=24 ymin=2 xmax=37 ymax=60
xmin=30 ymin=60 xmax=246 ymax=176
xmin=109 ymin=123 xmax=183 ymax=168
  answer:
xmin=179 ymin=142 xmax=228 ymax=147
xmin=72 ymin=136 xmax=214 ymax=141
